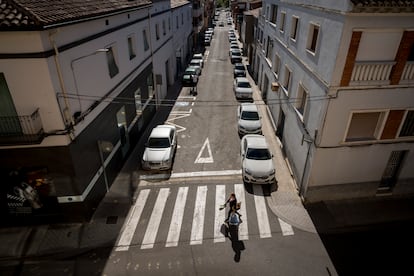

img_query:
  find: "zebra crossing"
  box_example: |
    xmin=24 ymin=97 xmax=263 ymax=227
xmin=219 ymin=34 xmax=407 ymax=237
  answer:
xmin=115 ymin=184 xmax=294 ymax=251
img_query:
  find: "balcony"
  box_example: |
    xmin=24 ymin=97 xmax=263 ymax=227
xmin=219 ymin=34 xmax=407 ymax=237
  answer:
xmin=0 ymin=108 xmax=45 ymax=146
xmin=350 ymin=61 xmax=395 ymax=85
xmin=401 ymin=61 xmax=414 ymax=83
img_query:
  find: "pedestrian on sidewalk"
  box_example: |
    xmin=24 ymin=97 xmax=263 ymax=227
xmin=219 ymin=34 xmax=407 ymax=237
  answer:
xmin=191 ymin=74 xmax=198 ymax=96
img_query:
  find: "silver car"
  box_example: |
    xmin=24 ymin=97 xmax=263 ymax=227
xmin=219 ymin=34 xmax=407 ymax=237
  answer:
xmin=142 ymin=125 xmax=177 ymax=170
xmin=237 ymin=103 xmax=262 ymax=136
xmin=192 ymin=53 xmax=204 ymax=68
xmin=241 ymin=134 xmax=275 ymax=184
xmin=233 ymin=77 xmax=253 ymax=100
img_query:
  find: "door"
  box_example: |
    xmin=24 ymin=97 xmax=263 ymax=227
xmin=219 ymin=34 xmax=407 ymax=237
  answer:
xmin=378 ymin=150 xmax=407 ymax=193
xmin=0 ymin=73 xmax=21 ymax=134
xmin=276 ymin=110 xmax=285 ymax=141
xmin=116 ymin=106 xmax=130 ymax=157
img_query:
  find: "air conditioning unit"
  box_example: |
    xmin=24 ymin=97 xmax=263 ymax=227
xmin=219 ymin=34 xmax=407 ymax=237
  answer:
xmin=271 ymin=82 xmax=279 ymax=91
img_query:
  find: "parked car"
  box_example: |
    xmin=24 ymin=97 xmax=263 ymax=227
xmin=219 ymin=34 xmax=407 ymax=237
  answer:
xmin=233 ymin=63 xmax=246 ymax=78
xmin=182 ymin=67 xmax=198 ymax=86
xmin=204 ymin=35 xmax=211 ymax=46
xmin=186 ymin=65 xmax=201 ymax=76
xmin=240 ymin=134 xmax=275 ymax=184
xmin=219 ymin=21 xmax=224 ymax=27
xmin=233 ymin=77 xmax=253 ymax=100
xmin=189 ymin=59 xmax=202 ymax=75
xmin=230 ymin=44 xmax=240 ymax=54
xmin=192 ymin=53 xmax=204 ymax=68
xmin=230 ymin=49 xmax=242 ymax=64
xmin=237 ymin=103 xmax=262 ymax=136
xmin=142 ymin=125 xmax=177 ymax=170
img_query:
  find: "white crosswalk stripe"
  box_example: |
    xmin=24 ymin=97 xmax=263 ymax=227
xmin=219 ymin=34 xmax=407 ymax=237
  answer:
xmin=166 ymin=187 xmax=188 ymax=247
xmin=234 ymin=183 xmax=249 ymax=240
xmin=190 ymin=186 xmax=208 ymax=245
xmin=253 ymin=185 xmax=272 ymax=238
xmin=116 ymin=189 xmax=150 ymax=251
xmin=141 ymin=188 xmax=170 ymax=249
xmin=214 ymin=185 xmax=226 ymax=243
xmin=115 ymin=184 xmax=294 ymax=251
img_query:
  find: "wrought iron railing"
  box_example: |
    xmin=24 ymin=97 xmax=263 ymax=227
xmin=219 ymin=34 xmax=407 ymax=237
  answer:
xmin=0 ymin=108 xmax=44 ymax=145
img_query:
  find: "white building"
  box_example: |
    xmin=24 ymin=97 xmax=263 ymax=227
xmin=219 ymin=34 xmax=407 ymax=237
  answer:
xmin=0 ymin=0 xmax=191 ymax=220
xmin=254 ymin=0 xmax=414 ymax=202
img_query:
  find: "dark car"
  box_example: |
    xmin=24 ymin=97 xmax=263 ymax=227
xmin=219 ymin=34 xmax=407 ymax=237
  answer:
xmin=234 ymin=63 xmax=246 ymax=78
xmin=182 ymin=73 xmax=193 ymax=87
xmin=230 ymin=49 xmax=242 ymax=64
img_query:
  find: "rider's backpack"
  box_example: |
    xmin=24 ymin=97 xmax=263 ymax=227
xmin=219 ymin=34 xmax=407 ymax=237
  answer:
xmin=229 ymin=212 xmax=240 ymax=225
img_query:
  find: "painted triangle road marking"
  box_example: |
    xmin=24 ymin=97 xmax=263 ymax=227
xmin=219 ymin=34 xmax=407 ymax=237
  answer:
xmin=194 ymin=138 xmax=214 ymax=163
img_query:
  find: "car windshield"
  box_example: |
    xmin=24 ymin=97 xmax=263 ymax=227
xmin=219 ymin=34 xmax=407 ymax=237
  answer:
xmin=148 ymin=137 xmax=170 ymax=148
xmin=186 ymin=68 xmax=196 ymax=74
xmin=241 ymin=111 xmax=259 ymax=120
xmin=235 ymin=65 xmax=244 ymax=70
xmin=232 ymin=52 xmax=241 ymax=56
xmin=246 ymin=148 xmax=271 ymax=160
xmin=237 ymin=81 xmax=250 ymax=88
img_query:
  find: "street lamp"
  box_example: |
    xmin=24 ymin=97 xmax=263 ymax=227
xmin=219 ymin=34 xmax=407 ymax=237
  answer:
xmin=70 ymin=48 xmax=109 ymax=117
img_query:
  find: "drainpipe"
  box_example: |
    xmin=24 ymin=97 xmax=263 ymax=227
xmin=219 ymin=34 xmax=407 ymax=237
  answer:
xmin=49 ymin=30 xmax=75 ymax=139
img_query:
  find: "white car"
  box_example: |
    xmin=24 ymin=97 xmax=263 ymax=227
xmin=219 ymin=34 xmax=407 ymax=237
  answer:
xmin=189 ymin=59 xmax=202 ymax=75
xmin=142 ymin=125 xmax=177 ymax=170
xmin=233 ymin=77 xmax=253 ymax=100
xmin=193 ymin=53 xmax=204 ymax=68
xmin=237 ymin=103 xmax=262 ymax=136
xmin=241 ymin=134 xmax=275 ymax=184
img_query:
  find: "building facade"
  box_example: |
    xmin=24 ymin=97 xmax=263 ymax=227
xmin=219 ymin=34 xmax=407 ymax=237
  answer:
xmin=0 ymin=0 xmax=191 ymax=222
xmin=254 ymin=0 xmax=414 ymax=202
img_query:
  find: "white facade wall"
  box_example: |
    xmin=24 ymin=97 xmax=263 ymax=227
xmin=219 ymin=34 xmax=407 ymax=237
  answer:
xmin=256 ymin=0 xmax=414 ymax=201
xmin=172 ymin=3 xmax=193 ymax=74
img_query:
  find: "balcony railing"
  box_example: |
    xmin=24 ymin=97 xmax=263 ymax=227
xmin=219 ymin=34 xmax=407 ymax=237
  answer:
xmin=350 ymin=61 xmax=395 ymax=84
xmin=0 ymin=108 xmax=44 ymax=145
xmin=401 ymin=61 xmax=414 ymax=82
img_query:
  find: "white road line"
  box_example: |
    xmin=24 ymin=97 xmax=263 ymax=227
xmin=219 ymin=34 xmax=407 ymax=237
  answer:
xmin=214 ymin=185 xmax=226 ymax=243
xmin=166 ymin=187 xmax=189 ymax=247
xmin=235 ymin=184 xmax=249 ymax=240
xmin=139 ymin=169 xmax=242 ymax=180
xmin=116 ymin=189 xmax=150 ymax=251
xmin=190 ymin=186 xmax=207 ymax=245
xmin=278 ymin=218 xmax=294 ymax=236
xmin=253 ymin=185 xmax=272 ymax=238
xmin=141 ymin=188 xmax=170 ymax=249
xmin=194 ymin=138 xmax=214 ymax=163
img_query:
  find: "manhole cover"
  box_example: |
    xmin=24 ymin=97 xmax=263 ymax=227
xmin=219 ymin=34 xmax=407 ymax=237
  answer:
xmin=106 ymin=216 xmax=118 ymax=224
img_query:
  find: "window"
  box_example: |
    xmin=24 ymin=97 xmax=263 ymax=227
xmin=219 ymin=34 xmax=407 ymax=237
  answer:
xmin=106 ymin=46 xmax=119 ymax=78
xmin=283 ymin=65 xmax=292 ymax=94
xmin=307 ymin=23 xmax=319 ymax=53
xmin=176 ymin=16 xmax=179 ymax=29
xmin=291 ymin=16 xmax=299 ymax=40
xmin=270 ymin=5 xmax=277 ymax=24
xmin=295 ymin=84 xmax=308 ymax=118
xmin=127 ymin=35 xmax=136 ymax=60
xmin=135 ymin=87 xmax=142 ymax=115
xmin=408 ymin=44 xmax=414 ymax=61
xmin=273 ymin=54 xmax=281 ymax=76
xmin=266 ymin=5 xmax=270 ymax=20
xmin=143 ymin=29 xmax=149 ymax=51
xmin=155 ymin=23 xmax=160 ymax=40
xmin=181 ymin=13 xmax=184 ymax=25
xmin=168 ymin=18 xmax=171 ymax=31
xmin=399 ymin=110 xmax=414 ymax=137
xmin=346 ymin=112 xmax=385 ymax=142
xmin=279 ymin=12 xmax=286 ymax=32
xmin=162 ymin=20 xmax=166 ymax=35
xmin=266 ymin=37 xmax=273 ymax=60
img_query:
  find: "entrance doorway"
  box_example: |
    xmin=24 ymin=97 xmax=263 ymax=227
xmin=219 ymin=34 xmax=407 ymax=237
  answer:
xmin=116 ymin=106 xmax=129 ymax=157
xmin=378 ymin=150 xmax=407 ymax=194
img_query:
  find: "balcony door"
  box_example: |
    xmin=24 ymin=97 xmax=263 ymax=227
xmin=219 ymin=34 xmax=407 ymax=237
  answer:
xmin=0 ymin=73 xmax=21 ymax=134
